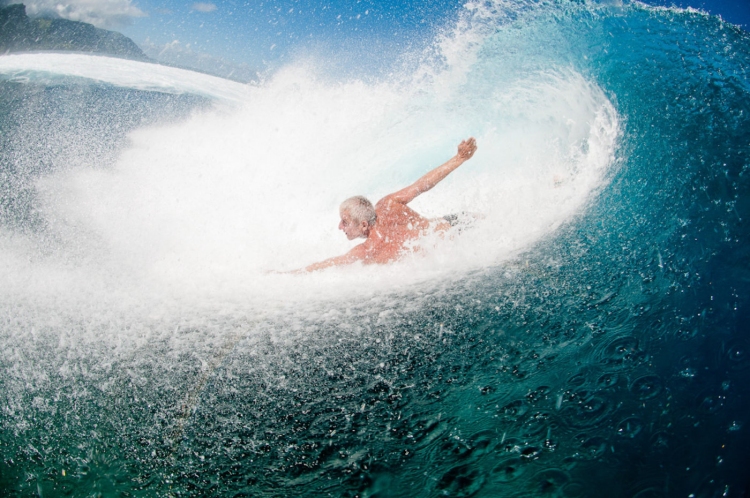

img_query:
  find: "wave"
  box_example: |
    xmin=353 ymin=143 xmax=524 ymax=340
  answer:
xmin=0 ymin=54 xmax=618 ymax=311
xmin=0 ymin=52 xmax=251 ymax=101
xmin=0 ymin=1 xmax=749 ymax=496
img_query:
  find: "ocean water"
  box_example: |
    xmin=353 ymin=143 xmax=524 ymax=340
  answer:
xmin=0 ymin=1 xmax=749 ymax=496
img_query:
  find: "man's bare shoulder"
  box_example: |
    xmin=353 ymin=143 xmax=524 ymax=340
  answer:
xmin=374 ymin=195 xmax=403 ymax=211
xmin=350 ymin=243 xmax=368 ymax=257
xmin=374 ymin=196 xmax=390 ymax=210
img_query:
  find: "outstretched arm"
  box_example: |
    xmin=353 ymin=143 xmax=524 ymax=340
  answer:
xmin=381 ymin=137 xmax=477 ymax=205
xmin=301 ymin=244 xmax=366 ymax=272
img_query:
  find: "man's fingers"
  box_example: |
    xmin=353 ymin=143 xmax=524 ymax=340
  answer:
xmin=459 ymin=137 xmax=477 ymax=158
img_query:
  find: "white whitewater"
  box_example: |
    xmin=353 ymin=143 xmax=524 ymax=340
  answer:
xmin=0 ymin=48 xmax=620 ymax=320
xmin=0 ymin=13 xmax=621 ymax=448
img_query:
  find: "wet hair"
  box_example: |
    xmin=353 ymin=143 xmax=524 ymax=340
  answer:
xmin=340 ymin=196 xmax=377 ymax=226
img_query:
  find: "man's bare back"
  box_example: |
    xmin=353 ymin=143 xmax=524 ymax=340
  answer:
xmin=303 ymin=137 xmax=477 ymax=272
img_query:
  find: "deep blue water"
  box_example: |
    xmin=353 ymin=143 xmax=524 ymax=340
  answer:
xmin=1 ymin=2 xmax=750 ymax=497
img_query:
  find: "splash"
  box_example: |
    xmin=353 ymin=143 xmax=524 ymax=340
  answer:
xmin=1 ymin=55 xmax=618 ymax=316
xmin=21 ymin=2 xmax=750 ymax=496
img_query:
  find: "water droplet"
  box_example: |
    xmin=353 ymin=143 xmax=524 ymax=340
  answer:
xmin=679 ymin=367 xmax=696 ymax=378
xmin=615 ymin=417 xmax=643 ymax=438
xmin=630 ymin=375 xmax=663 ymax=400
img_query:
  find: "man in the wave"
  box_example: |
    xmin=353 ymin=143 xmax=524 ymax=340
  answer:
xmin=302 ymin=137 xmax=477 ymax=272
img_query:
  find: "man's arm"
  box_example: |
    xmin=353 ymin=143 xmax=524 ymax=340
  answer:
xmin=380 ymin=137 xmax=477 ymax=206
xmin=302 ymin=244 xmax=366 ymax=272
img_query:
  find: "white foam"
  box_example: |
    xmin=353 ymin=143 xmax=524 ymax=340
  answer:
xmin=0 ymin=28 xmax=620 ymax=321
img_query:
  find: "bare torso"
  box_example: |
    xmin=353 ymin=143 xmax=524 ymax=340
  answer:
xmin=353 ymin=198 xmax=434 ymax=264
xmin=300 ymin=137 xmax=476 ymax=272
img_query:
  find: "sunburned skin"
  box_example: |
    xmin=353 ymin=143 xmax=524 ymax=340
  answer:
xmin=341 ymin=199 xmax=432 ymax=264
xmin=301 ymin=137 xmax=477 ymax=272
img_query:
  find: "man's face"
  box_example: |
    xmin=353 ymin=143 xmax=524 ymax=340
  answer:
xmin=339 ymin=209 xmax=367 ymax=240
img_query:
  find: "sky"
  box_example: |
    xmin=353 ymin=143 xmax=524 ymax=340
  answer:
xmin=4 ymin=0 xmax=749 ymax=76
xmin=35 ymin=0 xmax=464 ymax=76
xmin=132 ymin=0 xmax=470 ymax=76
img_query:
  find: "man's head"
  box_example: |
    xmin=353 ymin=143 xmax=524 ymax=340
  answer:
xmin=339 ymin=196 xmax=377 ymax=240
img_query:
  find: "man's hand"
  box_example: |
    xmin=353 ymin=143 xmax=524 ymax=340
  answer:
xmin=379 ymin=137 xmax=477 ymax=206
xmin=457 ymin=137 xmax=477 ymax=161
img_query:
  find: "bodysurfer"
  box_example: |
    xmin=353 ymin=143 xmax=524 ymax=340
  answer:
xmin=301 ymin=137 xmax=477 ymax=272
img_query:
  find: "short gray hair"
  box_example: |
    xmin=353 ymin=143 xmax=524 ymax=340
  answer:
xmin=340 ymin=196 xmax=377 ymax=226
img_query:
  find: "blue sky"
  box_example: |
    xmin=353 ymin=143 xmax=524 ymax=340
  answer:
xmin=6 ymin=0 xmax=749 ymax=73
xmin=124 ymin=0 xmax=464 ymax=72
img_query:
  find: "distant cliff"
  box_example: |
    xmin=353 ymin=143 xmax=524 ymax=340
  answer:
xmin=0 ymin=3 xmax=149 ymax=60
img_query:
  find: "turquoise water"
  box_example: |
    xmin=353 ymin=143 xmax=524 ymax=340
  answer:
xmin=1 ymin=2 xmax=749 ymax=496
